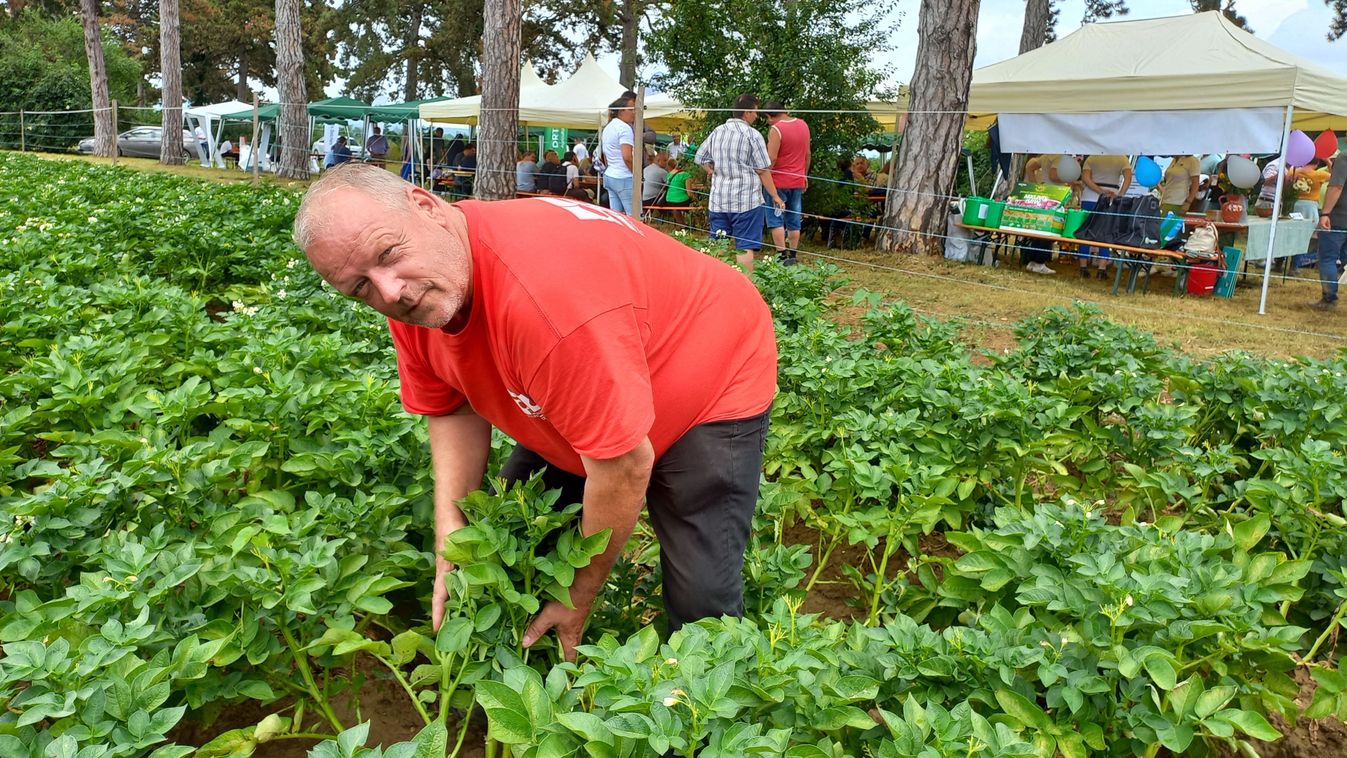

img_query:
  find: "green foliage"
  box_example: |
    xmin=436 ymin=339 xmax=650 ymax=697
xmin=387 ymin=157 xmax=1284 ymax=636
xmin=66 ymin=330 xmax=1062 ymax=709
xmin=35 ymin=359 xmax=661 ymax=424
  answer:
xmin=0 ymin=12 xmax=142 ymax=150
xmin=646 ymin=0 xmax=889 ymax=211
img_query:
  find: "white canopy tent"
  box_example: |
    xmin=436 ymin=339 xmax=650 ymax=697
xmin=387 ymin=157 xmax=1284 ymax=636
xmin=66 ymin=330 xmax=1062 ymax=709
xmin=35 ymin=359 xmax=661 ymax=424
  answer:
xmin=904 ymin=12 xmax=1347 ymax=314
xmin=184 ymin=100 xmax=253 ymax=168
xmin=971 ymin=12 xmax=1347 ymax=156
xmin=419 ymin=54 xmax=689 ymax=130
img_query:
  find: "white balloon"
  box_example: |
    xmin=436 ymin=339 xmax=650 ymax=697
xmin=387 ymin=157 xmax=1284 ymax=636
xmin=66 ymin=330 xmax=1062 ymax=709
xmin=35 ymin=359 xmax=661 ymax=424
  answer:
xmin=1227 ymin=155 xmax=1262 ymax=190
xmin=1055 ymin=155 xmax=1081 ymax=182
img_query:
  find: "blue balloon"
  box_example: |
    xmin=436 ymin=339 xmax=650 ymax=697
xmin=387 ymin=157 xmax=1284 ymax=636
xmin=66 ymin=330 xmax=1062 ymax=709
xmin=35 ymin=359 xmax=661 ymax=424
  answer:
xmin=1135 ymin=155 xmax=1162 ymax=188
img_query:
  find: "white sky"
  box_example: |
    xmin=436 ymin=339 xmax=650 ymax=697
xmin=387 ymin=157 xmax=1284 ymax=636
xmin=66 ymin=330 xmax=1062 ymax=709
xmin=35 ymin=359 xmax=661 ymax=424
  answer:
xmin=320 ymin=1 xmax=1347 ymax=102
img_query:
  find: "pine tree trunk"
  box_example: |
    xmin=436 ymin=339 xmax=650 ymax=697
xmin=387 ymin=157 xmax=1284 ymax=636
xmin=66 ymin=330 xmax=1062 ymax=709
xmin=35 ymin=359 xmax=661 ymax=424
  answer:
xmin=1019 ymin=0 xmax=1052 ymax=53
xmin=619 ymin=0 xmax=638 ymax=89
xmin=236 ymin=51 xmax=250 ymax=102
xmin=160 ymin=0 xmax=184 ymax=165
xmin=80 ymin=0 xmax=116 ymax=158
xmin=275 ymin=0 xmax=309 ymax=180
xmin=476 ymin=0 xmax=521 ymax=200
xmin=403 ymin=1 xmax=424 ymax=101
xmin=880 ymin=0 xmax=979 ymax=254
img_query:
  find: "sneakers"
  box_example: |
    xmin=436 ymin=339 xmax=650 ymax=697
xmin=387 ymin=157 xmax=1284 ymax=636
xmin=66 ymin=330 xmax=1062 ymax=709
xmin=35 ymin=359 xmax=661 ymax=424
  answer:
xmin=779 ymin=251 xmax=798 ymax=267
xmin=1026 ymin=262 xmax=1056 ymax=275
xmin=1079 ymin=267 xmax=1091 ymax=279
xmin=1309 ymin=298 xmax=1338 ymax=310
xmin=1096 ymin=268 xmax=1110 ymax=280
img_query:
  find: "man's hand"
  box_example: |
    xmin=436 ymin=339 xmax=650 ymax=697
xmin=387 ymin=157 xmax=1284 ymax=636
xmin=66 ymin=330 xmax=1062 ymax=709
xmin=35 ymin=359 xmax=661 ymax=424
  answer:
xmin=1321 ymin=214 xmax=1332 ymax=231
xmin=772 ymin=194 xmax=786 ymax=210
xmin=523 ymin=598 xmax=594 ymax=662
xmin=431 ymin=555 xmax=454 ymax=631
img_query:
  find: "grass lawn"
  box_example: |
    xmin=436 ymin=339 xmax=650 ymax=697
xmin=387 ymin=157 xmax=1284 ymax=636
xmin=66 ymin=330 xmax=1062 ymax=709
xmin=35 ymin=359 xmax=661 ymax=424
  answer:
xmin=34 ymin=150 xmax=1347 ymax=359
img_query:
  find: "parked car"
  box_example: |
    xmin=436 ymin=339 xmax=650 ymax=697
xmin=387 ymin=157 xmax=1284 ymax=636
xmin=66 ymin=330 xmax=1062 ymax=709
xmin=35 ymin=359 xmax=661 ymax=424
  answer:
xmin=77 ymin=127 xmax=199 ymax=159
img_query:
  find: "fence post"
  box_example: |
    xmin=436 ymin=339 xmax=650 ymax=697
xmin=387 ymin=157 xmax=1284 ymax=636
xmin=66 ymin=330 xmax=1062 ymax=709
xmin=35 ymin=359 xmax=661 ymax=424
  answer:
xmin=18 ymin=109 xmax=24 ymax=152
xmin=250 ymin=92 xmax=261 ymax=184
xmin=632 ymin=86 xmax=645 ymax=218
xmin=110 ymin=98 xmax=118 ymax=165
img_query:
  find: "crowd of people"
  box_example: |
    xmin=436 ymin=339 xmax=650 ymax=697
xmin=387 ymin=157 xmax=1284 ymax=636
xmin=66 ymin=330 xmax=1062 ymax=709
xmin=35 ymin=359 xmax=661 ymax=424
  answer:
xmin=1000 ymin=149 xmax=1345 ymax=309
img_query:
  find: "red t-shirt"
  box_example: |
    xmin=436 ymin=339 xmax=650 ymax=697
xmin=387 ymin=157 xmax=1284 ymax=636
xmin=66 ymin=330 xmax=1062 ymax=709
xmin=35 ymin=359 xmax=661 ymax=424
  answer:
xmin=388 ymin=197 xmax=778 ymax=475
xmin=770 ymin=117 xmax=810 ymax=190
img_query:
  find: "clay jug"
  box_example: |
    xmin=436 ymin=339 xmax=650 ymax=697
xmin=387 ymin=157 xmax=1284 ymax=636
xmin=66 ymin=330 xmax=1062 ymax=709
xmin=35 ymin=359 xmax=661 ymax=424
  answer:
xmin=1220 ymin=194 xmax=1246 ymax=224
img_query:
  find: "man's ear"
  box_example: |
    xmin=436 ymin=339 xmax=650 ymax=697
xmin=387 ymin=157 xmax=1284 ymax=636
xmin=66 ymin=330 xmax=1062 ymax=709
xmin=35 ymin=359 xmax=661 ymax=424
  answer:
xmin=407 ymin=184 xmax=440 ymax=218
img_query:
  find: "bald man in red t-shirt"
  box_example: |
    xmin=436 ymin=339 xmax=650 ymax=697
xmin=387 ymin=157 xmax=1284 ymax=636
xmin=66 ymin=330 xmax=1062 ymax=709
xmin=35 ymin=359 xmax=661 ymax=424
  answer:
xmin=295 ymin=164 xmax=778 ymax=659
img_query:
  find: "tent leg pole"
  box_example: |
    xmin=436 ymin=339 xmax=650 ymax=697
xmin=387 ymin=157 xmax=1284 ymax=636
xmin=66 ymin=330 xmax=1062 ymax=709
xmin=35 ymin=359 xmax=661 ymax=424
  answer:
xmin=966 ymin=153 xmax=977 ymax=197
xmin=1258 ymin=104 xmax=1294 ymax=316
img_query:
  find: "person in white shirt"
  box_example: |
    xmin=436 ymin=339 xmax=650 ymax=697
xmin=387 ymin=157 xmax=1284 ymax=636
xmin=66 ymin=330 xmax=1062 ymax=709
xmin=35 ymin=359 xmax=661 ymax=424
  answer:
xmin=600 ymin=98 xmax=636 ymax=215
xmin=572 ymin=137 xmax=589 ymax=165
xmin=668 ymin=136 xmax=685 ymax=161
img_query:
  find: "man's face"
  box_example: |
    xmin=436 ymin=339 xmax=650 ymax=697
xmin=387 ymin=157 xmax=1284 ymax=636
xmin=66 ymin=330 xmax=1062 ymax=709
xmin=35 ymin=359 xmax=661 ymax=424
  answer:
xmin=304 ymin=187 xmax=471 ymax=329
xmin=743 ymin=109 xmax=758 ymax=125
xmin=618 ymin=106 xmax=636 ymax=125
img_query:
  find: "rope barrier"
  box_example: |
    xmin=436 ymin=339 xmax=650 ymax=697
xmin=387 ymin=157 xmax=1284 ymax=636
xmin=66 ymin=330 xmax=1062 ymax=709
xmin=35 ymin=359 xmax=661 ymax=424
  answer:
xmin=635 ymin=212 xmax=1347 ymax=345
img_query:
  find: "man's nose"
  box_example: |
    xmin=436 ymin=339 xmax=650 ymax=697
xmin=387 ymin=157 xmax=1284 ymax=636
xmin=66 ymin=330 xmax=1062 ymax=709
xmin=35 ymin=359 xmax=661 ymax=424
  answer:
xmin=369 ymin=269 xmax=404 ymax=303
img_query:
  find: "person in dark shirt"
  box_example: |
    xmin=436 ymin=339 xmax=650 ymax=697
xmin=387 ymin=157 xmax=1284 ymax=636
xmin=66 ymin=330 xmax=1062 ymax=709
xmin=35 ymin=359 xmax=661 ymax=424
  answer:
xmin=324 ymin=136 xmax=353 ymax=169
xmin=452 ymin=143 xmax=477 ymax=196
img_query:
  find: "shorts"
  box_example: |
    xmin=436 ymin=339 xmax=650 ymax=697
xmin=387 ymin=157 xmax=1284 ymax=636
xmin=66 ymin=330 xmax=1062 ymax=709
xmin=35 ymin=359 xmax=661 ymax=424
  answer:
xmin=709 ymin=207 xmax=765 ymax=251
xmin=764 ymin=187 xmax=804 ymax=232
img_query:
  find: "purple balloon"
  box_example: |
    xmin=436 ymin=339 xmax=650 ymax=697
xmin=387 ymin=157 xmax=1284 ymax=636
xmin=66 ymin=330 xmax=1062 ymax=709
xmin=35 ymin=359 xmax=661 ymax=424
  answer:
xmin=1286 ymin=130 xmax=1315 ymax=167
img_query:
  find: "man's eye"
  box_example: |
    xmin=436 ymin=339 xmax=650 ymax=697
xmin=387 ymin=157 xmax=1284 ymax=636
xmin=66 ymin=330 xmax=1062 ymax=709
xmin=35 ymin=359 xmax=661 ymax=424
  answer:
xmin=352 ymin=279 xmax=368 ymax=297
xmin=380 ymin=246 xmax=394 ymax=263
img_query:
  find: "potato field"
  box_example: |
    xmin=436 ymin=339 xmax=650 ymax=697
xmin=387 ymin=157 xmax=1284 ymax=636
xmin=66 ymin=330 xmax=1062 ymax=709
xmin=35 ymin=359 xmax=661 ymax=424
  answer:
xmin=3 ymin=153 xmax=1347 ymax=757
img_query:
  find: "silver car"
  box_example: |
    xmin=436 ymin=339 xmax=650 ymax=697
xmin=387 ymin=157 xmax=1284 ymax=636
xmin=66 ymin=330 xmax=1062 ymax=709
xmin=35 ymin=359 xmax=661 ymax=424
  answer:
xmin=77 ymin=127 xmax=200 ymax=159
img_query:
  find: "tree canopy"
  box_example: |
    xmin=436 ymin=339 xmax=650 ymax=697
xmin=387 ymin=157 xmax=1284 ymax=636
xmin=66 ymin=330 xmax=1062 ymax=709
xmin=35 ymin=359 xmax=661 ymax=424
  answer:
xmin=646 ymin=0 xmax=890 ymax=214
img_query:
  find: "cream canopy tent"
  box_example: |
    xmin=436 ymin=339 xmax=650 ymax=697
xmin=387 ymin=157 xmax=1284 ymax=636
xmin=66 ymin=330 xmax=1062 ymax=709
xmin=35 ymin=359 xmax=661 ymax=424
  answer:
xmin=866 ymin=12 xmax=1347 ymax=146
xmin=419 ymin=54 xmax=689 ymax=130
xmin=971 ymin=11 xmax=1347 ymax=155
xmin=922 ymin=11 xmax=1347 ymax=314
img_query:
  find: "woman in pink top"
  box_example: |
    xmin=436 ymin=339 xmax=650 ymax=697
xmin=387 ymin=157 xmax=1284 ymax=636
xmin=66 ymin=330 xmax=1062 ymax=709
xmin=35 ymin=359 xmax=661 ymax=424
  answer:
xmin=764 ymin=102 xmax=811 ymax=266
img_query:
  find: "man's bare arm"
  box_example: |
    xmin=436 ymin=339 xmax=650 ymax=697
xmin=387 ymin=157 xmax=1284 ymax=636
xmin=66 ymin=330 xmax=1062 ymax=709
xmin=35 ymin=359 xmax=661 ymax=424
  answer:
xmin=427 ymin=405 xmax=491 ymax=629
xmin=523 ymin=437 xmax=654 ymax=660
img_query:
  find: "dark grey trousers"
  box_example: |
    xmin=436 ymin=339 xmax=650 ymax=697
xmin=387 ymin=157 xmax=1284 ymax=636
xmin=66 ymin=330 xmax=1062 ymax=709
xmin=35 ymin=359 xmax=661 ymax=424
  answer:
xmin=500 ymin=408 xmax=770 ymax=631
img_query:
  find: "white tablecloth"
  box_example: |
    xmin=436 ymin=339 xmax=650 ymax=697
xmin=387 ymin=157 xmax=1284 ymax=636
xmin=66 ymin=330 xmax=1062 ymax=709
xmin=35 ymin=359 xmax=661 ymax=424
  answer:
xmin=1241 ymin=217 xmax=1317 ymax=262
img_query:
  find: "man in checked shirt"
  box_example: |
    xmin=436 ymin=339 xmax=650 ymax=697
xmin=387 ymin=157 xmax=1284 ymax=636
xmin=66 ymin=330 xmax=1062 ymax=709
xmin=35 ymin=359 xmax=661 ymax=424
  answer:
xmin=695 ymin=93 xmax=786 ymax=273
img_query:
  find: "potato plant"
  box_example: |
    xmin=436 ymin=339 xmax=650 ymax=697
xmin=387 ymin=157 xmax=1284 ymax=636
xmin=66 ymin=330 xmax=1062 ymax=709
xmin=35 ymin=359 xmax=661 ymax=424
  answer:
xmin=3 ymin=154 xmax=1347 ymax=757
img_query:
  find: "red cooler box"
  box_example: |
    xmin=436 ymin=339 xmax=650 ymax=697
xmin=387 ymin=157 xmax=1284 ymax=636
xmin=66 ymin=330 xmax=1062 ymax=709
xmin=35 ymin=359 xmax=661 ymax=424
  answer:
xmin=1187 ymin=262 xmax=1221 ymax=297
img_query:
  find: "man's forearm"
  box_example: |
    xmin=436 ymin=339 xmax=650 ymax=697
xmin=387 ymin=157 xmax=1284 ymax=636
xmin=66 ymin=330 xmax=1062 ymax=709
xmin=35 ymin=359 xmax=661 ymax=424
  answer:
xmin=571 ymin=440 xmax=655 ymax=606
xmin=1324 ymin=186 xmax=1343 ymax=216
xmin=758 ymin=170 xmax=782 ymax=201
xmin=428 ymin=409 xmax=492 ymax=555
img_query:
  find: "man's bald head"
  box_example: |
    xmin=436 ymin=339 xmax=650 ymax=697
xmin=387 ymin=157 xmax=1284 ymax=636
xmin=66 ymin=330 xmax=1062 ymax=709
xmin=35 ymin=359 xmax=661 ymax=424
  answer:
xmin=293 ymin=163 xmax=414 ymax=252
xmin=293 ymin=163 xmax=473 ymax=329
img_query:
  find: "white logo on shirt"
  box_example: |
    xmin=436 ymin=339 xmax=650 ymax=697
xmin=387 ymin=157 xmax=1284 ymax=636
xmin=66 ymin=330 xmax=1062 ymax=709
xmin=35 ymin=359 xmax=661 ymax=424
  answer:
xmin=509 ymin=389 xmax=545 ymax=419
xmin=533 ymin=197 xmax=645 ymax=236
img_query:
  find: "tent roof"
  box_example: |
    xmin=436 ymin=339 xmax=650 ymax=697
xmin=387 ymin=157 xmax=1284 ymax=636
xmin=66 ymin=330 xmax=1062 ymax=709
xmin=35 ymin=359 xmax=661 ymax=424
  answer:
xmin=420 ymin=55 xmax=690 ymax=129
xmin=219 ymin=100 xmax=356 ymax=124
xmin=184 ymin=99 xmax=254 ymax=119
xmin=419 ymin=63 xmax=553 ymax=125
xmin=366 ymin=96 xmax=453 ymax=122
xmin=307 ymin=96 xmax=374 ymax=120
xmin=968 ymin=11 xmax=1347 ymax=129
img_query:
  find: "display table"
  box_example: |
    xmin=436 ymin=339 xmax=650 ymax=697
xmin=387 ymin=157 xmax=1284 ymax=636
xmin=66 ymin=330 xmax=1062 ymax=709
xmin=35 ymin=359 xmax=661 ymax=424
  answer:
xmin=1242 ymin=216 xmax=1317 ymax=263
